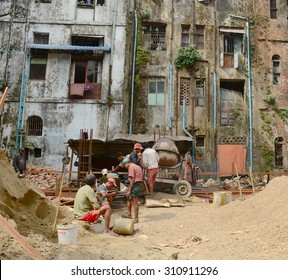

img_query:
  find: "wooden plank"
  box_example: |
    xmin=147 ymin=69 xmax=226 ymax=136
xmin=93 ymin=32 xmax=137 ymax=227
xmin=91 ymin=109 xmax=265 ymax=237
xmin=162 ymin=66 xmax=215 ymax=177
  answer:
xmin=0 ymin=214 xmax=44 ymax=260
xmin=0 ymin=87 xmax=8 ymax=109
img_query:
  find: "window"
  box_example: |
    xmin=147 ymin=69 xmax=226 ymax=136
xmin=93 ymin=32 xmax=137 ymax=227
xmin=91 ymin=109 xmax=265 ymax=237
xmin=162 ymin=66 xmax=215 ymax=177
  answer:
xmin=73 ymin=60 xmax=102 ymax=83
xmin=29 ymin=56 xmax=47 ymax=80
xmin=77 ymin=0 xmax=94 ymax=7
xmin=196 ymin=136 xmax=205 ymax=147
xmin=270 ymin=0 xmax=277 ymax=19
xmin=221 ymin=33 xmax=243 ymax=68
xmin=148 ymin=81 xmax=165 ymax=106
xmin=33 ymin=33 xmax=49 ymax=44
xmin=180 ymin=78 xmax=190 ymax=105
xmin=35 ymin=0 xmax=52 ymax=3
xmin=142 ymin=24 xmax=166 ymax=51
xmin=27 ymin=116 xmax=43 ymax=136
xmin=195 ymin=25 xmax=205 ymax=50
xmin=275 ymin=137 xmax=284 ymax=168
xmin=195 ymin=79 xmax=205 ymax=107
xmin=220 ymin=88 xmax=243 ymax=126
xmin=34 ymin=148 xmax=42 ymax=158
xmin=69 ymin=36 xmax=104 ymax=99
xmin=96 ymin=0 xmax=105 ymax=5
xmin=272 ymin=55 xmax=281 ymax=85
xmin=224 ymin=37 xmax=235 ymax=68
xmin=181 ymin=26 xmax=190 ymax=48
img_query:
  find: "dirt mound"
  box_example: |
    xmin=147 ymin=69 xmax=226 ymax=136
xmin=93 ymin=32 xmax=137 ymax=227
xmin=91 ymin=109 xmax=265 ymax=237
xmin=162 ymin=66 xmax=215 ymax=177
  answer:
xmin=0 ymin=150 xmax=74 ymax=259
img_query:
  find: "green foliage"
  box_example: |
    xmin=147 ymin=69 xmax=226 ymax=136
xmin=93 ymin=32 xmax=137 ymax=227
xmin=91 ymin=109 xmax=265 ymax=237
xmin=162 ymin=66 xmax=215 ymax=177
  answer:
xmin=228 ymin=126 xmax=235 ymax=135
xmin=264 ymin=95 xmax=275 ymax=106
xmin=174 ymin=45 xmax=200 ymax=69
xmin=258 ymin=145 xmax=274 ymax=172
xmin=233 ymin=108 xmax=245 ymax=122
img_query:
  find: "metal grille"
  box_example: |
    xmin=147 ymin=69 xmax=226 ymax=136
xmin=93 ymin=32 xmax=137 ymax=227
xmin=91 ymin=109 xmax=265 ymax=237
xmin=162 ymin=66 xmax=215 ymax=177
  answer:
xmin=180 ymin=78 xmax=190 ymax=105
xmin=27 ymin=116 xmax=43 ymax=136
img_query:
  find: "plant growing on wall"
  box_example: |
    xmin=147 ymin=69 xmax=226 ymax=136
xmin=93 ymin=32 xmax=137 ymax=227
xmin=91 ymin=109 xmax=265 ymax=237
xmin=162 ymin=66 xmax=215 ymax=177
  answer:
xmin=174 ymin=45 xmax=200 ymax=69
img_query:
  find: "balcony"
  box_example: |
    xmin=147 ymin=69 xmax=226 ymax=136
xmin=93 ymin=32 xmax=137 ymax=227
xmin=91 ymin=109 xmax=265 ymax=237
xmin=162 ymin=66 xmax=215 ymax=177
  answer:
xmin=69 ymin=83 xmax=101 ymax=100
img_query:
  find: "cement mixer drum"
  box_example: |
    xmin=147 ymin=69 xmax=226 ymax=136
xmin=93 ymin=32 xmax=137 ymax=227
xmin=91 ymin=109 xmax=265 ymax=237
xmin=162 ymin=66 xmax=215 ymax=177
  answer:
xmin=152 ymin=138 xmax=181 ymax=167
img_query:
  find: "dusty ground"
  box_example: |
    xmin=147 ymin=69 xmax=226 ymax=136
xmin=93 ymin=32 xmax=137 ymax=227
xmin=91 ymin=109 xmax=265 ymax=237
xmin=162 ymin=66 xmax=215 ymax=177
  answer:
xmin=1 ymin=150 xmax=288 ymax=260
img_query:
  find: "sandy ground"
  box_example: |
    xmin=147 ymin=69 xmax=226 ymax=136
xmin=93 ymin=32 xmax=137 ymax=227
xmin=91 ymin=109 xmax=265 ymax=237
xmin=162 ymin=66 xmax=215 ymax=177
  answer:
xmin=1 ymin=151 xmax=288 ymax=260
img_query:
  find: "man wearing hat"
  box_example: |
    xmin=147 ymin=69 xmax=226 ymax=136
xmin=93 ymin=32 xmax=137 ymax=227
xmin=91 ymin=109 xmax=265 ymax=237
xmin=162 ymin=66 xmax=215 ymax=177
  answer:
xmin=13 ymin=148 xmax=26 ymax=177
xmin=73 ymin=174 xmax=116 ymax=235
xmin=96 ymin=177 xmax=117 ymax=206
xmin=129 ymin=143 xmax=143 ymax=167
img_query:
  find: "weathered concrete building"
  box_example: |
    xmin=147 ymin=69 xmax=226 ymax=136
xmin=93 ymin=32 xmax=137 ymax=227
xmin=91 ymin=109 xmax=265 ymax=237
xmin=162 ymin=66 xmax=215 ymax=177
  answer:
xmin=0 ymin=0 xmax=131 ymax=170
xmin=1 ymin=0 xmax=288 ymax=174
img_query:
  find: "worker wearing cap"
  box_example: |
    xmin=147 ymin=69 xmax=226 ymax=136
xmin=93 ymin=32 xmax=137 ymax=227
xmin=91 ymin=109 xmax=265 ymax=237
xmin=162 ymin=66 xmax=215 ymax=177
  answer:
xmin=73 ymin=174 xmax=116 ymax=235
xmin=96 ymin=177 xmax=117 ymax=206
xmin=13 ymin=148 xmax=26 ymax=177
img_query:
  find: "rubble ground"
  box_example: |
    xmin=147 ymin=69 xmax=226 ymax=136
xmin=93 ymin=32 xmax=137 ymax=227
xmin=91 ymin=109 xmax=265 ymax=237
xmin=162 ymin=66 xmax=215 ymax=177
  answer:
xmin=1 ymin=150 xmax=288 ymax=260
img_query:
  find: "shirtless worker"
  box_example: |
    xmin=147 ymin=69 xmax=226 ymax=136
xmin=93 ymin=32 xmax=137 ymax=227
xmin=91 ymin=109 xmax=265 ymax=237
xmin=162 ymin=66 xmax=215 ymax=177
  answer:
xmin=120 ymin=157 xmax=143 ymax=223
xmin=73 ymin=174 xmax=116 ymax=235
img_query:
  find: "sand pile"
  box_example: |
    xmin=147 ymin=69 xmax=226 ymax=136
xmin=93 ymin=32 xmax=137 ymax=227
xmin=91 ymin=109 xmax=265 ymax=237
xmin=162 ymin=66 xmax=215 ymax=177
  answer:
xmin=0 ymin=150 xmax=74 ymax=259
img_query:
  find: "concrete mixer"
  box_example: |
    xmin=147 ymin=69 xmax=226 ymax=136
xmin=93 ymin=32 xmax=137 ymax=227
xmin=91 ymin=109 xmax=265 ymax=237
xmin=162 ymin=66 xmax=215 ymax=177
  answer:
xmin=152 ymin=138 xmax=200 ymax=198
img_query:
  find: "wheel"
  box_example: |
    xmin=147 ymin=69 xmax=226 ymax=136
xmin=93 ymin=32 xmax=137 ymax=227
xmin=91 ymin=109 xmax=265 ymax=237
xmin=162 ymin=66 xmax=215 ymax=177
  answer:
xmin=172 ymin=180 xmax=192 ymax=198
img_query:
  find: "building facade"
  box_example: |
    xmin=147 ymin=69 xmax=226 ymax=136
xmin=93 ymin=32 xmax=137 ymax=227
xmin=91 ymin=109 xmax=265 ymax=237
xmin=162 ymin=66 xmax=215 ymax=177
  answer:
xmin=1 ymin=0 xmax=288 ymax=173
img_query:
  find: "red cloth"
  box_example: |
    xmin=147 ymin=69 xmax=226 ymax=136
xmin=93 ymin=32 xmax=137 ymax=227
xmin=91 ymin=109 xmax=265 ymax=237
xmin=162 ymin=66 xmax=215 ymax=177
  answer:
xmin=79 ymin=211 xmax=100 ymax=223
xmin=217 ymin=144 xmax=246 ymax=176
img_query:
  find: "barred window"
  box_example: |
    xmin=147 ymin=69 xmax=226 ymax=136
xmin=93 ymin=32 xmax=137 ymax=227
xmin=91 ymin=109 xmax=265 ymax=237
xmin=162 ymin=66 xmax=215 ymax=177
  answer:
xmin=27 ymin=116 xmax=43 ymax=136
xmin=142 ymin=24 xmax=166 ymax=51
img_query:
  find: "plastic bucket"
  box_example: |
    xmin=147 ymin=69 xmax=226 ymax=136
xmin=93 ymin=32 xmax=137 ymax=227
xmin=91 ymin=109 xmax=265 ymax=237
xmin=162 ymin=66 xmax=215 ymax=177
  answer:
xmin=57 ymin=223 xmax=78 ymax=245
xmin=113 ymin=219 xmax=134 ymax=235
xmin=213 ymin=191 xmax=232 ymax=206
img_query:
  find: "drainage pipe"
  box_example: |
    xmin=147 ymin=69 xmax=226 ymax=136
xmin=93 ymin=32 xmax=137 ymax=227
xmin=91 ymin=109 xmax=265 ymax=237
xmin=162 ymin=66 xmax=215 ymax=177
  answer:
xmin=105 ymin=0 xmax=118 ymax=141
xmin=129 ymin=10 xmax=137 ymax=134
xmin=169 ymin=64 xmax=173 ymax=134
xmin=246 ymin=19 xmax=253 ymax=172
xmin=182 ymin=99 xmax=194 ymax=162
xmin=15 ymin=70 xmax=25 ymax=151
xmin=19 ymin=56 xmax=31 ymax=148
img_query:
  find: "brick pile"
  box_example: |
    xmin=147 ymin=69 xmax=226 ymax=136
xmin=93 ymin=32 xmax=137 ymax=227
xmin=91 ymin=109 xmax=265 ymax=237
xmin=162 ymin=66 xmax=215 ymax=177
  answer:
xmin=25 ymin=164 xmax=60 ymax=189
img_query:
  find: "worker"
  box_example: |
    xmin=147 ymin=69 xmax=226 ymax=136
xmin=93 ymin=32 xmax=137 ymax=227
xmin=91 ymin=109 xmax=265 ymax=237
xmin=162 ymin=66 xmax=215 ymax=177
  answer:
xmin=129 ymin=143 xmax=150 ymax=194
xmin=73 ymin=174 xmax=116 ymax=235
xmin=142 ymin=142 xmax=159 ymax=197
xmin=120 ymin=157 xmax=143 ymax=223
xmin=96 ymin=177 xmax=117 ymax=206
xmin=13 ymin=148 xmax=26 ymax=177
xmin=100 ymin=168 xmax=108 ymax=184
xmin=111 ymin=152 xmax=129 ymax=173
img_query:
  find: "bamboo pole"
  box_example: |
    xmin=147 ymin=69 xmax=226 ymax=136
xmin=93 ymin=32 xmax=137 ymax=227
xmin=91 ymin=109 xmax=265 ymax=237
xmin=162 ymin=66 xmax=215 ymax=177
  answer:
xmin=0 ymin=87 xmax=8 ymax=109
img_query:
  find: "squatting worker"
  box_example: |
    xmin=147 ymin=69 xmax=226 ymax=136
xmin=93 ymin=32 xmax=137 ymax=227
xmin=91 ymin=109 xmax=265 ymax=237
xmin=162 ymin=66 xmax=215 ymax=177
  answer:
xmin=120 ymin=158 xmax=143 ymax=223
xmin=96 ymin=177 xmax=117 ymax=206
xmin=73 ymin=174 xmax=116 ymax=235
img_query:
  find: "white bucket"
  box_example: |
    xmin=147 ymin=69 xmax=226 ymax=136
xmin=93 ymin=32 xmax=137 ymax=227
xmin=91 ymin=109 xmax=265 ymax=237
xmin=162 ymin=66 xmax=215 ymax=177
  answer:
xmin=57 ymin=223 xmax=78 ymax=245
xmin=213 ymin=191 xmax=232 ymax=206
